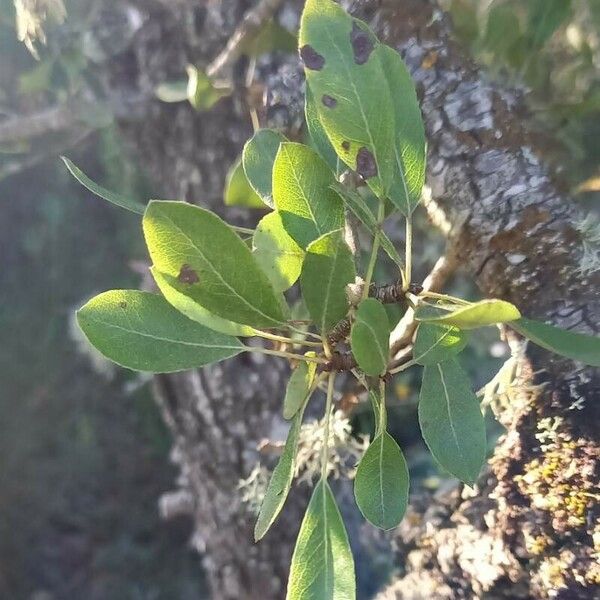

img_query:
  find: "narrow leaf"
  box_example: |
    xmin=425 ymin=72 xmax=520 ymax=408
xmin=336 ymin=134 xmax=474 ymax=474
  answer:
xmin=283 ymin=360 xmax=317 ymax=420
xmin=143 ymin=200 xmax=288 ymax=329
xmin=242 ymin=128 xmax=287 ymax=208
xmin=354 ymin=432 xmax=409 ymax=530
xmin=255 ymin=411 xmax=304 ymax=541
xmin=511 ymin=317 xmax=600 ymax=367
xmin=286 ymin=480 xmax=356 ymax=600
xmin=351 ymin=298 xmax=390 ymax=376
xmin=224 ymin=157 xmax=265 ymax=208
xmin=62 ymin=157 xmax=145 ymax=215
xmin=378 ymin=45 xmax=426 ymax=215
xmin=413 ymin=323 xmax=468 ymax=366
xmin=77 ymin=290 xmax=244 ymax=373
xmin=273 ymin=142 xmax=344 ymax=249
xmin=419 ymin=358 xmax=486 ymax=485
xmin=300 ymin=230 xmax=356 ymax=334
xmin=151 ymin=268 xmax=256 ymax=337
xmin=415 ymin=299 xmax=521 ymax=329
xmin=253 ymin=211 xmax=305 ymax=292
xmin=299 ymin=0 xmax=396 ymax=198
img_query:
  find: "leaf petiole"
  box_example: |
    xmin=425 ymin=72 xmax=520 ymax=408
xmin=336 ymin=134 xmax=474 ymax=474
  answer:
xmin=245 ymin=345 xmax=327 ymax=364
xmin=362 ymin=198 xmax=386 ymax=299
xmin=403 ymin=217 xmax=413 ymax=291
xmin=320 ymin=372 xmax=336 ymax=480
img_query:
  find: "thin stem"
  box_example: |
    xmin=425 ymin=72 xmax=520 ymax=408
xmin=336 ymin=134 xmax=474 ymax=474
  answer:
xmin=254 ymin=330 xmax=323 ymax=347
xmin=419 ymin=291 xmax=470 ymax=306
xmin=245 ymin=345 xmax=327 ymax=364
xmin=320 ymin=372 xmax=336 ymax=480
xmin=378 ymin=378 xmax=387 ymax=433
xmin=231 ymin=224 xmax=255 ymax=236
xmin=285 ymin=323 xmax=323 ymax=342
xmin=404 ymin=217 xmax=413 ymax=291
xmin=362 ymin=198 xmax=385 ymax=299
xmin=388 ymin=358 xmax=417 ymax=375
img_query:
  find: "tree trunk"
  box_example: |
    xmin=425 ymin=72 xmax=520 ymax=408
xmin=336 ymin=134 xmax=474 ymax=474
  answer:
xmin=96 ymin=0 xmax=598 ymax=598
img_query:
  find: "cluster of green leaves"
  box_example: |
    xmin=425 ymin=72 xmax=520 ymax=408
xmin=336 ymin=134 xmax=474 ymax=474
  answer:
xmin=64 ymin=1 xmax=600 ymax=597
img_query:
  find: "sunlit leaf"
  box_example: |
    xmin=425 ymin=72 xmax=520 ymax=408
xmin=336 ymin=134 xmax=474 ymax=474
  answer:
xmin=413 ymin=323 xmax=468 ymax=366
xmin=354 ymin=432 xmax=409 ymax=530
xmin=415 ymin=299 xmax=521 ymax=329
xmin=62 ymin=157 xmax=145 ymax=215
xmin=300 ymin=230 xmax=355 ymax=334
xmin=186 ymin=65 xmax=229 ymax=111
xmin=419 ymin=358 xmax=486 ymax=485
xmin=77 ymin=290 xmax=243 ymax=373
xmin=273 ymin=142 xmax=344 ymax=249
xmin=154 ymin=80 xmax=188 ymax=103
xmin=283 ymin=357 xmax=317 ymax=420
xmin=143 ymin=201 xmax=288 ymax=328
xmin=305 ymin=83 xmax=339 ymax=174
xmin=224 ymin=157 xmax=265 ymax=208
xmin=253 ymin=212 xmax=305 ymax=292
xmin=351 ymin=298 xmax=390 ymax=376
xmin=511 ymin=318 xmax=600 ymax=367
xmin=286 ymin=480 xmax=355 ymax=600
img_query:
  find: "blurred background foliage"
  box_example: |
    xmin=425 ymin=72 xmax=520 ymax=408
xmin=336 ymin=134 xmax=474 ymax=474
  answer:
xmin=0 ymin=0 xmax=598 ymax=598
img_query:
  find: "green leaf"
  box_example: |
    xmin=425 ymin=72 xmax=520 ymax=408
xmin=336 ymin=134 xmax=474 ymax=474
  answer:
xmin=272 ymin=142 xmax=345 ymax=249
xmin=286 ymin=480 xmax=356 ymax=600
xmin=414 ymin=299 xmax=521 ymax=329
xmin=369 ymin=388 xmax=384 ymax=436
xmin=143 ymin=200 xmax=288 ymax=328
xmin=413 ymin=323 xmax=468 ymax=366
xmin=253 ymin=212 xmax=305 ymax=292
xmin=305 ymin=83 xmax=339 ymax=174
xmin=154 ymin=80 xmax=188 ymax=103
xmin=511 ymin=318 xmax=600 ymax=367
xmin=62 ymin=157 xmax=145 ymax=215
xmin=255 ymin=411 xmax=304 ymax=541
xmin=378 ymin=45 xmax=426 ymax=215
xmin=243 ymin=20 xmax=297 ymax=56
xmin=77 ymin=290 xmax=244 ymax=373
xmin=419 ymin=358 xmax=486 ymax=485
xmin=351 ymin=298 xmax=390 ymax=376
xmin=283 ymin=358 xmax=317 ymax=420
xmin=224 ymin=157 xmax=265 ymax=208
xmin=354 ymin=432 xmax=409 ymax=530
xmin=331 ymin=183 xmax=403 ymax=268
xmin=151 ymin=268 xmax=256 ymax=337
xmin=242 ymin=128 xmax=287 ymax=208
xmin=299 ymin=0 xmax=396 ymax=198
xmin=300 ymin=230 xmax=356 ymax=334
xmin=527 ymin=0 xmax=572 ymax=49
xmin=186 ymin=65 xmax=229 ymax=111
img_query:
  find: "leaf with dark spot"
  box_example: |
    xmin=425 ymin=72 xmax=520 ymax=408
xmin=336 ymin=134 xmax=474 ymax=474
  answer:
xmin=178 ymin=264 xmax=200 ymax=285
xmin=350 ymin=22 xmax=374 ymax=65
xmin=341 ymin=141 xmax=350 ymax=152
xmin=119 ymin=301 xmax=127 ymax=309
xmin=321 ymin=94 xmax=337 ymax=108
xmin=356 ymin=147 xmax=377 ymax=179
xmin=299 ymin=44 xmax=325 ymax=70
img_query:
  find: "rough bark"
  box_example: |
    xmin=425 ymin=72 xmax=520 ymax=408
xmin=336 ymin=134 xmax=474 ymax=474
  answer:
xmin=90 ymin=0 xmax=599 ymax=598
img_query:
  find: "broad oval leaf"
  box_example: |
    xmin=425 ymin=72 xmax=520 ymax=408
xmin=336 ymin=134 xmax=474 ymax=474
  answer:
xmin=286 ymin=480 xmax=356 ymax=600
xmin=305 ymin=83 xmax=339 ymax=174
xmin=77 ymin=290 xmax=244 ymax=373
xmin=255 ymin=411 xmax=304 ymax=541
xmin=143 ymin=200 xmax=288 ymax=329
xmin=354 ymin=432 xmax=409 ymax=530
xmin=419 ymin=358 xmax=486 ymax=485
xmin=62 ymin=157 xmax=146 ymax=215
xmin=242 ymin=128 xmax=287 ymax=208
xmin=151 ymin=268 xmax=256 ymax=337
xmin=413 ymin=323 xmax=468 ymax=366
xmin=415 ymin=299 xmax=521 ymax=329
xmin=511 ymin=317 xmax=600 ymax=367
xmin=253 ymin=211 xmax=305 ymax=292
xmin=283 ymin=358 xmax=317 ymax=420
xmin=300 ymin=230 xmax=356 ymax=334
xmin=378 ymin=45 xmax=426 ymax=216
xmin=351 ymin=298 xmax=390 ymax=376
xmin=299 ymin=0 xmax=395 ymax=198
xmin=273 ymin=142 xmax=344 ymax=249
xmin=224 ymin=157 xmax=265 ymax=208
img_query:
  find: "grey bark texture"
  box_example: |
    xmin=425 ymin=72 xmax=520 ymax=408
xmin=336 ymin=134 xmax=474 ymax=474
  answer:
xmin=91 ymin=0 xmax=599 ymax=598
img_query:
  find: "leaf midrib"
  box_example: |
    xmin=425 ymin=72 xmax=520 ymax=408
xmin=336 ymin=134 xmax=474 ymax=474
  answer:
xmin=437 ymin=363 xmax=466 ymax=465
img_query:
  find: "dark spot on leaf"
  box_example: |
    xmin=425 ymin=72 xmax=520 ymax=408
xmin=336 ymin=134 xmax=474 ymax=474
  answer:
xmin=356 ymin=147 xmax=378 ymax=179
xmin=321 ymin=94 xmax=337 ymax=108
xmin=341 ymin=141 xmax=350 ymax=152
xmin=350 ymin=22 xmax=374 ymax=65
xmin=178 ymin=264 xmax=200 ymax=285
xmin=299 ymin=45 xmax=325 ymax=70
xmin=119 ymin=301 xmax=127 ymax=309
